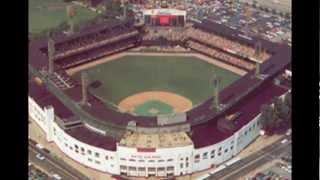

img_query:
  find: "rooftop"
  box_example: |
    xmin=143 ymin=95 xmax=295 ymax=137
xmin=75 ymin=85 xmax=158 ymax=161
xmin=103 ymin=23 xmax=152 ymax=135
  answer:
xmin=119 ymin=132 xmax=193 ymax=148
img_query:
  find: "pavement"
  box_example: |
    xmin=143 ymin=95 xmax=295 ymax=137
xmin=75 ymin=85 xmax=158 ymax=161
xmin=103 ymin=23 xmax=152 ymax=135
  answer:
xmin=29 ymin=142 xmax=89 ymax=180
xmin=207 ymin=135 xmax=291 ymax=180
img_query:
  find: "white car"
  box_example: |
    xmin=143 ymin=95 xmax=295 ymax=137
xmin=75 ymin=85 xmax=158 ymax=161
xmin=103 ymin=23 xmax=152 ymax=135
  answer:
xmin=286 ymin=129 xmax=292 ymax=136
xmin=36 ymin=153 xmax=45 ymax=161
xmin=52 ymin=174 xmax=62 ymax=180
xmin=281 ymin=139 xmax=288 ymax=144
xmin=35 ymin=143 xmax=44 ymax=149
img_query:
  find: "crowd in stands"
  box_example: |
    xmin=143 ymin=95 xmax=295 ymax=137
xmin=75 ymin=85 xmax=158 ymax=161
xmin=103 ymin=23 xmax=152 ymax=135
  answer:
xmin=185 ymin=28 xmax=271 ymax=61
xmin=133 ymin=45 xmax=189 ymax=53
xmin=53 ymin=25 xmax=139 ymax=59
xmin=187 ymin=40 xmax=255 ymax=71
xmin=56 ymin=37 xmax=139 ymax=69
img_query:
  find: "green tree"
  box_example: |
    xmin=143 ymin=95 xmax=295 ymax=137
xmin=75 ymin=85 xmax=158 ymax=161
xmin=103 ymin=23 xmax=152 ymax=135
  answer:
xmin=260 ymin=104 xmax=276 ymax=129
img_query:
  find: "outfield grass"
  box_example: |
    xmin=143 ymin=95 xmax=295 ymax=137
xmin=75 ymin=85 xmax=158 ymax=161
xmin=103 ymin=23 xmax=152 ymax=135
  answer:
xmin=74 ymin=55 xmax=241 ymax=106
xmin=29 ymin=0 xmax=98 ymax=34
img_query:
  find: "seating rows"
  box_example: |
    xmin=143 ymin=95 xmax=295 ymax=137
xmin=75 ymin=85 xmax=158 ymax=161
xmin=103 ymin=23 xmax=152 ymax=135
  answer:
xmin=55 ymin=37 xmax=139 ymax=69
xmin=186 ymin=28 xmax=270 ymax=61
xmin=186 ymin=40 xmax=255 ymax=71
xmin=54 ymin=24 xmax=137 ymax=54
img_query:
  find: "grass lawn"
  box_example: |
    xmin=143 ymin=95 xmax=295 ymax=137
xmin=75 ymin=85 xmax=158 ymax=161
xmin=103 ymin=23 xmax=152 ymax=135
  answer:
xmin=29 ymin=0 xmax=98 ymax=34
xmin=75 ymin=55 xmax=241 ymax=106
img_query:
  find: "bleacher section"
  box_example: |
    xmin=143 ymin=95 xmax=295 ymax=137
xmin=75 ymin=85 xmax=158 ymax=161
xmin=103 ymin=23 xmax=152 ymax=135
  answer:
xmin=186 ymin=40 xmax=255 ymax=71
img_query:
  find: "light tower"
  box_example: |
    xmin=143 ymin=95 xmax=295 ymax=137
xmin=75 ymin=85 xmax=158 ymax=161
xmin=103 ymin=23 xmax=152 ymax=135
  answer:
xmin=81 ymin=72 xmax=89 ymax=105
xmin=47 ymin=37 xmax=55 ymax=74
xmin=66 ymin=5 xmax=76 ymax=34
xmin=211 ymin=74 xmax=222 ymax=111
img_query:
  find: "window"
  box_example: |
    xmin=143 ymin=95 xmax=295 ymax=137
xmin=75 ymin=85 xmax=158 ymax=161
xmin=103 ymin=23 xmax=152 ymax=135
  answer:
xmin=81 ymin=147 xmax=85 ymax=152
xmin=75 ymin=150 xmax=79 ymax=153
xmin=120 ymin=165 xmax=126 ymax=170
xmin=195 ymin=154 xmax=200 ymax=159
xmin=167 ymin=166 xmax=174 ymax=171
xmin=105 ymin=155 xmax=108 ymax=160
xmin=211 ymin=150 xmax=215 ymax=158
xmin=95 ymin=160 xmax=100 ymax=164
xmin=129 ymin=159 xmax=136 ymax=162
xmin=64 ymin=143 xmax=68 ymax=147
xmin=139 ymin=160 xmax=145 ymax=163
xmin=218 ymin=152 xmax=221 ymax=156
xmin=180 ymin=158 xmax=183 ymax=161
xmin=224 ymin=149 xmax=228 ymax=153
xmin=230 ymin=146 xmax=233 ymax=150
xmin=253 ymin=123 xmax=256 ymax=128
xmin=219 ymin=147 xmax=222 ymax=151
xmin=231 ymin=141 xmax=234 ymax=144
xmin=244 ymin=130 xmax=247 ymax=135
xmin=186 ymin=157 xmax=189 ymax=161
xmin=186 ymin=162 xmax=189 ymax=167
xmin=74 ymin=144 xmax=79 ymax=149
xmin=158 ymin=160 xmax=164 ymax=163
xmin=148 ymin=167 xmax=155 ymax=172
xmin=95 ymin=152 xmax=99 ymax=158
xmin=148 ymin=160 xmax=155 ymax=163
xmin=180 ymin=163 xmax=183 ymax=168
xmin=138 ymin=167 xmax=145 ymax=171
xmin=203 ymin=152 xmax=208 ymax=159
xmin=129 ymin=167 xmax=136 ymax=171
xmin=157 ymin=167 xmax=165 ymax=171
xmin=120 ymin=158 xmax=126 ymax=161
xmin=88 ymin=158 xmax=93 ymax=162
xmin=249 ymin=127 xmax=252 ymax=131
xmin=167 ymin=159 xmax=173 ymax=162
xmin=87 ymin=150 xmax=92 ymax=155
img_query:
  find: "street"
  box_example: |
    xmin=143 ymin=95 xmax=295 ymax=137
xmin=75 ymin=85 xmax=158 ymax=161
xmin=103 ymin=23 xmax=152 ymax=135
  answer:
xmin=29 ymin=141 xmax=90 ymax=180
xmin=207 ymin=135 xmax=291 ymax=180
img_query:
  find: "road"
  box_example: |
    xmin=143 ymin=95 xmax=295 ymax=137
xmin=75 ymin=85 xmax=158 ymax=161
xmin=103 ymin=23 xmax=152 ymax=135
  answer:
xmin=29 ymin=141 xmax=90 ymax=180
xmin=207 ymin=135 xmax=291 ymax=180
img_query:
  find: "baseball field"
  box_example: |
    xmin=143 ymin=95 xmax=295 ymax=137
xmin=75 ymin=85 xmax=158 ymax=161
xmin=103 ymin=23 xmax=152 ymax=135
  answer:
xmin=73 ymin=55 xmax=241 ymax=116
xmin=29 ymin=0 xmax=97 ymax=34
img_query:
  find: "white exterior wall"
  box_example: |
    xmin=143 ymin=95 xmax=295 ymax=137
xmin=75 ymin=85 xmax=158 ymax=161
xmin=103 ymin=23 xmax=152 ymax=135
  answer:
xmin=117 ymin=145 xmax=193 ymax=177
xmin=51 ymin=122 xmax=119 ymax=173
xmin=29 ymin=97 xmax=48 ymax=133
xmin=29 ymin=95 xmax=263 ymax=177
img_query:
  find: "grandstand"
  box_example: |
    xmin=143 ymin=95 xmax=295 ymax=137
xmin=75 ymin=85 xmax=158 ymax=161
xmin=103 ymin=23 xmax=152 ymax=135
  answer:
xmin=29 ymin=16 xmax=291 ymax=178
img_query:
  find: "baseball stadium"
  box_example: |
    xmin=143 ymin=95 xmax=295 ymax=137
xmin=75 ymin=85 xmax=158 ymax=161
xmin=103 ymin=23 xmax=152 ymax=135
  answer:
xmin=29 ymin=7 xmax=291 ymax=178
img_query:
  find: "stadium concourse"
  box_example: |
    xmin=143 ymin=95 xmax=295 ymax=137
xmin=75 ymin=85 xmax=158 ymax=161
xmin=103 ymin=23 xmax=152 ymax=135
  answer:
xmin=29 ymin=16 xmax=291 ymax=178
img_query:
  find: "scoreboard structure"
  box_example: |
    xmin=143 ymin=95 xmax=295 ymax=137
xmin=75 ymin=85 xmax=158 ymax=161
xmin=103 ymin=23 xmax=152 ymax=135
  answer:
xmin=143 ymin=9 xmax=186 ymax=27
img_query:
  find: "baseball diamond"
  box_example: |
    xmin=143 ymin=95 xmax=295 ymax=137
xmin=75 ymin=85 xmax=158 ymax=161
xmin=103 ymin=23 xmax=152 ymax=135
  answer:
xmin=73 ymin=55 xmax=240 ymax=111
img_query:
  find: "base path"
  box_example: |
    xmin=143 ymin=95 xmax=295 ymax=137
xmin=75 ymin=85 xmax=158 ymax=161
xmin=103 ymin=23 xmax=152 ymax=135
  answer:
xmin=66 ymin=52 xmax=247 ymax=76
xmin=118 ymin=91 xmax=193 ymax=114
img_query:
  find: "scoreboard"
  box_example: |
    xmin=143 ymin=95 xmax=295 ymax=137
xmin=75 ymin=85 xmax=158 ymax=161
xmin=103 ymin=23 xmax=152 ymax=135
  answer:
xmin=143 ymin=9 xmax=186 ymax=27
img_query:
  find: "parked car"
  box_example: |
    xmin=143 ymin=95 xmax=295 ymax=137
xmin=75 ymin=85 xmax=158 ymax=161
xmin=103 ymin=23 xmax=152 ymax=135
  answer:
xmin=52 ymin=173 xmax=62 ymax=180
xmin=36 ymin=153 xmax=45 ymax=161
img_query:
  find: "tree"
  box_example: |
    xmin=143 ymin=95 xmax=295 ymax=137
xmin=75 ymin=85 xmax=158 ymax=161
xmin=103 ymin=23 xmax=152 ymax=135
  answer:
xmin=260 ymin=104 xmax=276 ymax=129
xmin=284 ymin=92 xmax=291 ymax=108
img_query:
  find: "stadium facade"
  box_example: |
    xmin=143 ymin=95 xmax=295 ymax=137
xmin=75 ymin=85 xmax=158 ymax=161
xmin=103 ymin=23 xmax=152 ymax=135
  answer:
xmin=29 ymin=12 xmax=291 ymax=177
